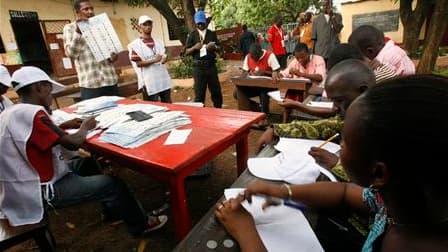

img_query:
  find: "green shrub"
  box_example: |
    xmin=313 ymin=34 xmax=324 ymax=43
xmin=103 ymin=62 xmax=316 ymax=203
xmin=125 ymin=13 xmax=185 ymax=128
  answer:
xmin=168 ymin=56 xmax=225 ymax=79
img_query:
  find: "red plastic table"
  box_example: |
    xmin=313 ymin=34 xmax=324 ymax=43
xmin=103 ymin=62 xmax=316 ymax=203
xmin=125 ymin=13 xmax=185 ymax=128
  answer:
xmin=82 ymin=100 xmax=264 ymax=239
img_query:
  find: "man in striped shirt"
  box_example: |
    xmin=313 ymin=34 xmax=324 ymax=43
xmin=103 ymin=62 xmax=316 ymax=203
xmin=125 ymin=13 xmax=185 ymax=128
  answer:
xmin=63 ymin=0 xmax=119 ymax=100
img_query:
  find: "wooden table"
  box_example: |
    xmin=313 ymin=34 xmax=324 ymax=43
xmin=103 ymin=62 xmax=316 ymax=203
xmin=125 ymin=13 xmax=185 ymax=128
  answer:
xmin=231 ymin=76 xmax=312 ymax=111
xmin=82 ymin=100 xmax=264 ymax=239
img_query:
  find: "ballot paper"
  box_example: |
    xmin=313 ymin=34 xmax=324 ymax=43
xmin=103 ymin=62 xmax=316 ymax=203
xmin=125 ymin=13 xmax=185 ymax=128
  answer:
xmin=164 ymin=129 xmax=192 ymax=145
xmin=224 ymin=188 xmax=323 ymax=252
xmin=282 ymin=77 xmax=311 ymax=82
xmin=307 ymin=101 xmax=334 ymax=109
xmin=78 ymin=13 xmax=123 ymax=62
xmin=248 ymin=138 xmax=340 ymax=183
xmin=51 ymin=109 xmax=79 ymax=126
xmin=267 ymin=90 xmax=283 ymax=102
xmin=247 ymin=75 xmax=271 ymax=79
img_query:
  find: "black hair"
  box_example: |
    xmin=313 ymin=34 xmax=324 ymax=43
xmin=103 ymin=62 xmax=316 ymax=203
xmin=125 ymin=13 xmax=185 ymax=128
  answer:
xmin=242 ymin=24 xmax=247 ymax=31
xmin=294 ymin=43 xmax=309 ymax=53
xmin=273 ymin=15 xmax=282 ymax=24
xmin=74 ymin=0 xmax=90 ymax=11
xmin=249 ymin=43 xmax=263 ymax=60
xmin=356 ymin=75 xmax=448 ymax=229
xmin=13 ymin=81 xmax=33 ymax=97
xmin=348 ymin=25 xmax=384 ymax=51
xmin=327 ymin=43 xmax=364 ymax=70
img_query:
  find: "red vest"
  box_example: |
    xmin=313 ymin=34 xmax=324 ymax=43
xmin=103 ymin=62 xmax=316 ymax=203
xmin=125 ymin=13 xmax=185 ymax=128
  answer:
xmin=248 ymin=50 xmax=273 ymax=72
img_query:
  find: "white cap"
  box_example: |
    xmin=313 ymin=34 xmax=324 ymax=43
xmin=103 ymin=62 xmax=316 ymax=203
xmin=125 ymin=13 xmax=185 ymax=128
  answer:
xmin=0 ymin=65 xmax=11 ymax=87
xmin=11 ymin=66 xmax=65 ymax=94
xmin=138 ymin=15 xmax=153 ymax=25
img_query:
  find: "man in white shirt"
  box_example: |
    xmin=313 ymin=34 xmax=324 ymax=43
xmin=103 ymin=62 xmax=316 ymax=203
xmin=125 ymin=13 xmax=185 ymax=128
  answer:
xmin=0 ymin=65 xmax=13 ymax=113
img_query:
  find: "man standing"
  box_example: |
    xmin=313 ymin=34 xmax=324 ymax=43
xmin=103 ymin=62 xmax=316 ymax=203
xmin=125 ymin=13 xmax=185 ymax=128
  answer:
xmin=267 ymin=15 xmax=287 ymax=68
xmin=239 ymin=24 xmax=256 ymax=57
xmin=312 ymin=0 xmax=343 ymax=61
xmin=63 ymin=0 xmax=119 ymax=100
xmin=291 ymin=12 xmax=314 ymax=49
xmin=128 ymin=15 xmax=172 ymax=102
xmin=185 ymin=10 xmax=223 ymax=108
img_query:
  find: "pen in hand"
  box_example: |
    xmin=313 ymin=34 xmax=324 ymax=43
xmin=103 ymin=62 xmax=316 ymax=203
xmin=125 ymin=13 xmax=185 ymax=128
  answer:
xmin=317 ymin=133 xmax=339 ymax=148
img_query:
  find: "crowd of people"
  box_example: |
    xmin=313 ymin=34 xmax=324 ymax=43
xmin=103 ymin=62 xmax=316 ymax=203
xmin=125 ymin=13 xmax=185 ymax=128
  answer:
xmin=0 ymin=0 xmax=447 ymax=251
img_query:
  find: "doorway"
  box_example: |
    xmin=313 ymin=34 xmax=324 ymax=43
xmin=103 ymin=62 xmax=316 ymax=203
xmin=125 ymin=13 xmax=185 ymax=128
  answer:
xmin=9 ymin=10 xmax=52 ymax=73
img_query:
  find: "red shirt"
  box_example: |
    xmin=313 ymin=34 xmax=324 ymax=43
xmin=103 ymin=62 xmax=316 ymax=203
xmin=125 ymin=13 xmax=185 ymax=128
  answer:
xmin=26 ymin=111 xmax=66 ymax=182
xmin=248 ymin=51 xmax=273 ymax=72
xmin=130 ymin=37 xmax=156 ymax=62
xmin=267 ymin=24 xmax=286 ymax=56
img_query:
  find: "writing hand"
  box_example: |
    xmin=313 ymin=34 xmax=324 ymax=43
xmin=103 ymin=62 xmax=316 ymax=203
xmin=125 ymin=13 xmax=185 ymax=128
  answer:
xmin=80 ymin=117 xmax=97 ymax=131
xmin=308 ymin=147 xmax=338 ymax=169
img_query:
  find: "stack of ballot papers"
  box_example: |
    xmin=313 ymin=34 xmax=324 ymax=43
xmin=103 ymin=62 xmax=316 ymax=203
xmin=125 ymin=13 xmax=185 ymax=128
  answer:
xmin=224 ymin=188 xmax=323 ymax=252
xmin=99 ymin=110 xmax=191 ymax=148
xmin=248 ymin=138 xmax=340 ymax=183
xmin=307 ymin=101 xmax=334 ymax=109
xmin=70 ymin=96 xmax=124 ymax=117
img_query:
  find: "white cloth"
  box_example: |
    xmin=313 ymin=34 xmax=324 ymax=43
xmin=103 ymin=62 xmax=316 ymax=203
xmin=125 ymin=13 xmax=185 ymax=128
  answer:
xmin=128 ymin=38 xmax=172 ymax=96
xmin=0 ymin=104 xmax=69 ymax=226
xmin=0 ymin=95 xmax=13 ymax=113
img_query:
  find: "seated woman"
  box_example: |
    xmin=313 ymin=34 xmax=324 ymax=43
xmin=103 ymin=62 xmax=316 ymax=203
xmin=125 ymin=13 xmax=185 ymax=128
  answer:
xmin=216 ymin=75 xmax=448 ymax=252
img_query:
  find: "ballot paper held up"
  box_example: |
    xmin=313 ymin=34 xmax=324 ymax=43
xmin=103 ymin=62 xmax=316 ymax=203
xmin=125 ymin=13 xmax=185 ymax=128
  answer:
xmin=164 ymin=129 xmax=192 ymax=145
xmin=78 ymin=13 xmax=123 ymax=62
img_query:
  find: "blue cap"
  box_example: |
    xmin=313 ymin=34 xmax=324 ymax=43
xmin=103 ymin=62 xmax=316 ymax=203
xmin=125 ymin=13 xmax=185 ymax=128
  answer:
xmin=194 ymin=11 xmax=206 ymax=24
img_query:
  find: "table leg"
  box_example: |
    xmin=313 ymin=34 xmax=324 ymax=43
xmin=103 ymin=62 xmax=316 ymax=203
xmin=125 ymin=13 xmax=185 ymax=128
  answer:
xmin=168 ymin=175 xmax=191 ymax=239
xmin=236 ymin=86 xmax=251 ymax=111
xmin=236 ymin=130 xmax=249 ymax=175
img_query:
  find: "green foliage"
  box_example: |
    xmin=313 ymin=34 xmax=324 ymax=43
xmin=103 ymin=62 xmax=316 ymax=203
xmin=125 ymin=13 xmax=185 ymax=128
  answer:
xmin=210 ymin=0 xmax=320 ymax=29
xmin=168 ymin=56 xmax=225 ymax=79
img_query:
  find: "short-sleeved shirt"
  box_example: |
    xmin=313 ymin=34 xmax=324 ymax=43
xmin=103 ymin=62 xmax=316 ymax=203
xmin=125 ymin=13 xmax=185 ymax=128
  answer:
xmin=242 ymin=50 xmax=280 ymax=72
xmin=185 ymin=29 xmax=220 ymax=62
xmin=375 ymin=40 xmax=415 ymax=76
xmin=267 ymin=24 xmax=286 ymax=56
xmin=26 ymin=111 xmax=66 ymax=182
xmin=280 ymin=54 xmax=326 ymax=86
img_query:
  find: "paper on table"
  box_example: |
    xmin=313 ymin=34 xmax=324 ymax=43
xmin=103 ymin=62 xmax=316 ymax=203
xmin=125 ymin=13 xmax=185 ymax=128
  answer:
xmin=282 ymin=77 xmax=311 ymax=82
xmin=267 ymin=90 xmax=283 ymax=102
xmin=164 ymin=129 xmax=192 ymax=145
xmin=224 ymin=188 xmax=323 ymax=252
xmin=307 ymin=101 xmax=334 ymax=109
xmin=248 ymin=75 xmax=271 ymax=79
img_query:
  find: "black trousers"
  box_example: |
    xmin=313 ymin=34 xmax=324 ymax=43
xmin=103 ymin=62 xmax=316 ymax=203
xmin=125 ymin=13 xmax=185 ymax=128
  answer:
xmin=193 ymin=65 xmax=223 ymax=108
xmin=80 ymin=84 xmax=119 ymax=100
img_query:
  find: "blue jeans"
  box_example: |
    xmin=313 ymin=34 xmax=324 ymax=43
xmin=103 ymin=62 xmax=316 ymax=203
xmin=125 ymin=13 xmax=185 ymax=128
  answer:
xmin=49 ymin=165 xmax=148 ymax=236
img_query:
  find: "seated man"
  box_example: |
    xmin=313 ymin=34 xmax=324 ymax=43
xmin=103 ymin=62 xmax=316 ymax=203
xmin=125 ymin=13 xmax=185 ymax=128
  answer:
xmin=348 ymin=25 xmax=415 ymax=76
xmin=279 ymin=43 xmax=397 ymax=119
xmin=235 ymin=43 xmax=280 ymax=126
xmin=280 ymin=43 xmax=326 ymax=122
xmin=0 ymin=66 xmax=167 ymax=237
xmin=258 ymin=59 xmax=376 ymax=181
xmin=0 ymin=65 xmax=13 ymax=113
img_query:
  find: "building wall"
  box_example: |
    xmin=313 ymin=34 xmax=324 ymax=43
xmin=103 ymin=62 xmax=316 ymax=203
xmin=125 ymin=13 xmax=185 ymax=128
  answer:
xmin=0 ymin=0 xmax=182 ymax=63
xmin=340 ymin=0 xmax=410 ymax=43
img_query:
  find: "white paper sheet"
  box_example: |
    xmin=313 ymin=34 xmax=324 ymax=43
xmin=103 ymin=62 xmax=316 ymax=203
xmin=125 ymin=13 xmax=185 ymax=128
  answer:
xmin=267 ymin=90 xmax=283 ymax=102
xmin=248 ymin=75 xmax=271 ymax=79
xmin=49 ymin=43 xmax=60 ymax=50
xmin=164 ymin=129 xmax=192 ymax=145
xmin=224 ymin=188 xmax=323 ymax=252
xmin=62 ymin=57 xmax=73 ymax=69
xmin=307 ymin=101 xmax=334 ymax=109
xmin=275 ymin=138 xmax=340 ymax=154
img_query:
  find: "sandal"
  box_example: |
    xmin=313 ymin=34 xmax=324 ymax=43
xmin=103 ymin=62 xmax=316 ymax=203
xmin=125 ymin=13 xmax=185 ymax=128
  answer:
xmin=143 ymin=215 xmax=168 ymax=233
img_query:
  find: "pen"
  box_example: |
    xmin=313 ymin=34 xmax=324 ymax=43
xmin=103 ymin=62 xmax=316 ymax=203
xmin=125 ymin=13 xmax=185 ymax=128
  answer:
xmin=317 ymin=133 xmax=339 ymax=148
xmin=265 ymin=196 xmax=306 ymax=211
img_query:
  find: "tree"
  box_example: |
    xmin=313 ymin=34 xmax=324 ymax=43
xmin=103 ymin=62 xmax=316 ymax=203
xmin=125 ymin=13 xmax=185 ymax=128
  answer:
xmin=417 ymin=0 xmax=448 ymax=73
xmin=398 ymin=0 xmax=433 ymax=54
xmin=210 ymin=0 xmax=320 ymax=29
xmin=126 ymin=0 xmax=206 ymax=44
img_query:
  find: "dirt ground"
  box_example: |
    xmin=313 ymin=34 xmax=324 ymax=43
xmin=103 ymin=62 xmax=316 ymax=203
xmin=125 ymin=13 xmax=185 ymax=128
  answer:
xmin=7 ymin=61 xmax=285 ymax=252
